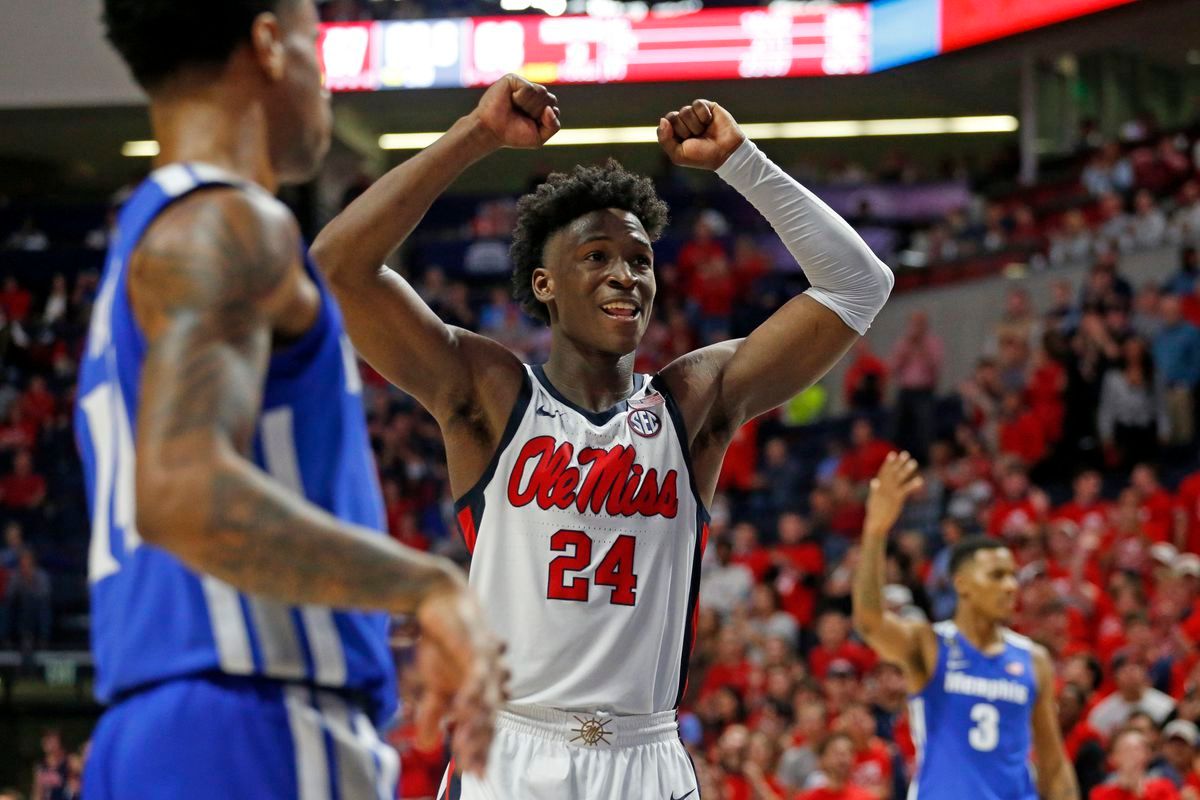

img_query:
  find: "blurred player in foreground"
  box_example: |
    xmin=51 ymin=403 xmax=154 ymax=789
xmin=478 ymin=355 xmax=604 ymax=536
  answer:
xmin=77 ymin=2 xmax=504 ymax=797
xmin=852 ymin=452 xmax=1078 ymax=800
xmin=314 ymin=77 xmax=894 ymax=798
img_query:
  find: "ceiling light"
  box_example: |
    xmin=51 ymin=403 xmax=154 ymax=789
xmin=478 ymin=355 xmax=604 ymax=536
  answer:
xmin=378 ymin=115 xmax=1019 ymax=150
xmin=122 ymin=140 xmax=160 ymax=157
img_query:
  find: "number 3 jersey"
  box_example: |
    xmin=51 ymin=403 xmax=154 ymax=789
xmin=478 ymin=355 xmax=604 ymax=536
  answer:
xmin=456 ymin=365 xmax=710 ymax=716
xmin=908 ymin=621 xmax=1038 ymax=800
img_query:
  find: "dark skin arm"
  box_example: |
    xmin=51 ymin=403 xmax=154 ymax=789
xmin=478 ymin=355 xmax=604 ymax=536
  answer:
xmin=654 ymin=101 xmax=875 ymax=501
xmin=1031 ymin=645 xmax=1080 ymax=800
xmin=850 ymin=452 xmax=939 ymax=693
xmin=311 ymin=75 xmax=560 ymax=497
xmin=130 ymin=186 xmax=501 ymax=772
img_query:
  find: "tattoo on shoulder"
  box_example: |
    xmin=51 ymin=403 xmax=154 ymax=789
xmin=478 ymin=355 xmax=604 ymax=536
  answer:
xmin=133 ymin=191 xmax=298 ymax=451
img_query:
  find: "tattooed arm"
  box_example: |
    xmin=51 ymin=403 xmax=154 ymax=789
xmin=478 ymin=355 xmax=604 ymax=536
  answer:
xmin=130 ymin=186 xmax=459 ymax=612
xmin=129 ymin=186 xmax=505 ymax=773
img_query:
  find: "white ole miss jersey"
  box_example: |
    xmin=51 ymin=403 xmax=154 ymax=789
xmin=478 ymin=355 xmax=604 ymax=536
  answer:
xmin=455 ymin=364 xmax=709 ymax=716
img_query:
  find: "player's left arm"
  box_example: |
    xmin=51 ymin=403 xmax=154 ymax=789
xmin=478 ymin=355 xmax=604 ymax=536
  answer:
xmin=656 ymin=101 xmax=893 ymax=472
xmin=1031 ymin=644 xmax=1080 ymax=800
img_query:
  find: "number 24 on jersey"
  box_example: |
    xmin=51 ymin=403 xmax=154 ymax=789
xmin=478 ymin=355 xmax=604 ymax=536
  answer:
xmin=547 ymin=530 xmax=638 ymax=606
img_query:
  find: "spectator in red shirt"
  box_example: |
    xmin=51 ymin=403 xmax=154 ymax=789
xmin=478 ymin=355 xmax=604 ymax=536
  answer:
xmin=0 ymin=450 xmax=46 ymax=510
xmin=0 ymin=406 xmax=38 ymax=452
xmin=700 ymin=626 xmax=754 ymax=700
xmin=718 ymin=415 xmax=760 ymax=494
xmin=677 ymin=211 xmax=728 ymax=295
xmin=987 ymin=462 xmax=1046 ymax=539
xmin=798 ymin=732 xmax=876 ymax=800
xmin=772 ymin=512 xmax=824 ymax=627
xmin=731 ymin=235 xmax=770 ymax=301
xmin=18 ymin=376 xmax=56 ymax=434
xmin=838 ymin=419 xmax=896 ymax=485
xmin=1091 ymin=727 xmax=1180 ymax=800
xmin=1175 ymin=468 xmax=1200 ymax=553
xmin=809 ymin=610 xmax=877 ymax=680
xmin=0 ymin=276 xmax=32 ymax=323
xmin=1131 ymin=464 xmax=1177 ymax=544
xmin=829 ymin=476 xmax=867 ymax=541
xmin=844 ymin=341 xmax=889 ymax=412
xmin=1056 ymin=469 xmax=1113 ymax=534
xmin=836 ymin=703 xmax=893 ymax=799
xmin=997 ymin=389 xmax=1048 ymax=466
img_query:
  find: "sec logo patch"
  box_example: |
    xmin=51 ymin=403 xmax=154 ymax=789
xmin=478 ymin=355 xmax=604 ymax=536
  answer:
xmin=628 ymin=408 xmax=662 ymax=438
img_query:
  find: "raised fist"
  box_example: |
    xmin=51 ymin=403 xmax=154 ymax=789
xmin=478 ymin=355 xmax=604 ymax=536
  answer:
xmin=470 ymin=74 xmax=561 ymax=150
xmin=657 ymin=99 xmax=746 ymax=171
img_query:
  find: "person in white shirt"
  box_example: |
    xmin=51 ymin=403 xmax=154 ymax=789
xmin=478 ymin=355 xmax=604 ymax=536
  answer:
xmin=1087 ymin=652 xmax=1176 ymax=736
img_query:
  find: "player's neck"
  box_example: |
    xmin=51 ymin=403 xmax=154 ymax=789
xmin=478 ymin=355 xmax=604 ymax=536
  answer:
xmin=149 ymin=82 xmax=278 ymax=193
xmin=542 ymin=337 xmax=637 ymax=413
xmin=953 ymin=609 xmax=1004 ymax=654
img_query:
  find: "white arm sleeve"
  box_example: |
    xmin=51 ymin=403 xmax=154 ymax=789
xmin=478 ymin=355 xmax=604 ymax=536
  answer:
xmin=716 ymin=138 xmax=895 ymax=335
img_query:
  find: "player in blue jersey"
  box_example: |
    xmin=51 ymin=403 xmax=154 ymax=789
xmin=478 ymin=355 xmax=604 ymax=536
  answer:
xmin=77 ymin=2 xmax=506 ymax=797
xmin=853 ymin=452 xmax=1078 ymax=800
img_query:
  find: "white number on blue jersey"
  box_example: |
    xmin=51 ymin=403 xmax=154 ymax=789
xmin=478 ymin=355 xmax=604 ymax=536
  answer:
xmin=968 ymin=702 xmax=1000 ymax=752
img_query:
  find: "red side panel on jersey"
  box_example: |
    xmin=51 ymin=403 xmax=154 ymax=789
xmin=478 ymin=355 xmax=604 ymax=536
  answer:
xmin=457 ymin=507 xmax=478 ymax=554
xmin=441 ymin=758 xmax=461 ymax=800
xmin=675 ymin=519 xmax=710 ymax=707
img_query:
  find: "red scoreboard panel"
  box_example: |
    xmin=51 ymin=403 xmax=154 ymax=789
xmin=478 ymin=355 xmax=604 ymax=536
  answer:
xmin=461 ymin=6 xmax=870 ymax=85
xmin=940 ymin=0 xmax=1138 ymax=52
xmin=316 ymin=6 xmax=871 ymax=91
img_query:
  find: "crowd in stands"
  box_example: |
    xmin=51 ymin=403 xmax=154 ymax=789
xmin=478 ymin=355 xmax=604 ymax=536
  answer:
xmin=4 ymin=118 xmax=1200 ymax=797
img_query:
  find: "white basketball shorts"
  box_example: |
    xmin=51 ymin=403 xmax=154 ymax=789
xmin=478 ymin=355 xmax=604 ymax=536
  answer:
xmin=437 ymin=705 xmax=700 ymax=800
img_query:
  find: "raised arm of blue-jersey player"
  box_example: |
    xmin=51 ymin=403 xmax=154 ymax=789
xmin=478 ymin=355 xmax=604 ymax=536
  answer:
xmin=311 ymin=75 xmax=559 ymax=425
xmin=1032 ymin=646 xmax=1081 ymax=800
xmin=851 ymin=453 xmax=939 ymax=692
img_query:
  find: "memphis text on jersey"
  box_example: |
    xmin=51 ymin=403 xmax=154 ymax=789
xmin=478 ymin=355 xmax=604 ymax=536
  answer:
xmin=507 ymin=436 xmax=680 ymax=519
xmin=943 ymin=671 xmax=1031 ymax=705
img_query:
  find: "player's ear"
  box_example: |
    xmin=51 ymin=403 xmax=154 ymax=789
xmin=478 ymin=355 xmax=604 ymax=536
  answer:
xmin=532 ymin=266 xmax=554 ymax=305
xmin=250 ymin=12 xmax=287 ymax=82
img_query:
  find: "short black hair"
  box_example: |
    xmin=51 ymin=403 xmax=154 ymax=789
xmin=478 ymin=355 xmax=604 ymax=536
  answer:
xmin=949 ymin=535 xmax=1008 ymax=576
xmin=102 ymin=0 xmax=297 ymax=89
xmin=509 ymin=159 xmax=669 ymax=324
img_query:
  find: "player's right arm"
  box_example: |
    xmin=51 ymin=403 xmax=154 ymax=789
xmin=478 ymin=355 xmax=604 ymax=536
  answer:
xmin=851 ymin=452 xmax=938 ymax=690
xmin=130 ymin=188 xmax=502 ymax=772
xmin=310 ymin=75 xmax=559 ymax=427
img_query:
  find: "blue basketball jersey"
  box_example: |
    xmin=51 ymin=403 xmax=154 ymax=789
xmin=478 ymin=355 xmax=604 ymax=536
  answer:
xmin=75 ymin=163 xmax=397 ymax=725
xmin=908 ymin=621 xmax=1038 ymax=800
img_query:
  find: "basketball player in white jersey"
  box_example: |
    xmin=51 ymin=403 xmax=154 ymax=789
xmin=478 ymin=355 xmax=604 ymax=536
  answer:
xmin=312 ymin=75 xmax=893 ymax=798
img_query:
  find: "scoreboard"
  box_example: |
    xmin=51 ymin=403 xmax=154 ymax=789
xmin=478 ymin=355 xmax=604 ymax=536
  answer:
xmin=316 ymin=0 xmax=1137 ymax=92
xmin=318 ymin=6 xmax=870 ymax=92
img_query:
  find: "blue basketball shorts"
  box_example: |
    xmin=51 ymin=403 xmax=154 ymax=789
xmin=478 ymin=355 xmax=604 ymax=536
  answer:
xmin=83 ymin=674 xmax=399 ymax=800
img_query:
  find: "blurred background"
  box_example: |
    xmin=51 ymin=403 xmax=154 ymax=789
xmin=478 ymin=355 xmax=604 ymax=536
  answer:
xmin=2 ymin=0 xmax=1200 ymax=797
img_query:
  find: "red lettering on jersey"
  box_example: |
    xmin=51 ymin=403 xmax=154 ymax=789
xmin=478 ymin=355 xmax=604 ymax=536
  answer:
xmin=507 ymin=437 xmax=679 ymax=518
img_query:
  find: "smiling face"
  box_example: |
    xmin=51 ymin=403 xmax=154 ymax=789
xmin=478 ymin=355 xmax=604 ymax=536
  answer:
xmin=534 ymin=208 xmax=656 ymax=356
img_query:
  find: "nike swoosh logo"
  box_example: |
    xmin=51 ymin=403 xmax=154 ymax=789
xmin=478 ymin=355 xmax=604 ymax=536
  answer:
xmin=535 ymin=406 xmax=560 ymax=418
xmin=670 ymin=791 xmax=696 ymax=800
